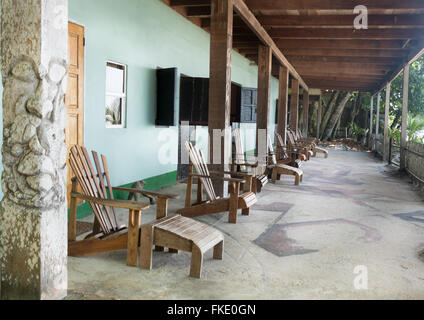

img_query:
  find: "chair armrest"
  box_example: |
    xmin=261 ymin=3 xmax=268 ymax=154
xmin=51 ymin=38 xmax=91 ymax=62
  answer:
xmin=71 ymin=192 xmax=150 ymax=211
xmin=112 ymin=187 xmax=179 ymax=200
xmin=232 ymin=161 xmax=259 ymax=168
xmin=191 ymin=173 xmax=245 ymax=184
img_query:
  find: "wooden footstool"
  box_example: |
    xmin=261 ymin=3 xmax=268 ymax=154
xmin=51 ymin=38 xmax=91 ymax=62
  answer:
xmin=140 ymin=215 xmax=224 ymax=278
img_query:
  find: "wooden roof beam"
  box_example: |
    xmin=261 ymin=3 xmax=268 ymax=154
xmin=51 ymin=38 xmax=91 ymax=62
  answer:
xmin=278 ymin=48 xmax=408 ymax=58
xmin=268 ymin=28 xmax=424 ymax=40
xmin=170 ymin=0 xmax=210 ymax=6
xmin=255 ymin=14 xmax=424 ymax=28
xmin=275 ymin=39 xmax=409 ymax=50
xmin=232 ymin=0 xmax=308 ymax=90
xmin=374 ymin=41 xmax=424 ymax=93
xmin=244 ymin=0 xmax=424 ymax=12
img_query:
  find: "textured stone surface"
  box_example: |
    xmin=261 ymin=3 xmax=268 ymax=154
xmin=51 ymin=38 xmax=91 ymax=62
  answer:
xmin=0 ymin=0 xmax=68 ymax=300
xmin=68 ymin=151 xmax=424 ymax=300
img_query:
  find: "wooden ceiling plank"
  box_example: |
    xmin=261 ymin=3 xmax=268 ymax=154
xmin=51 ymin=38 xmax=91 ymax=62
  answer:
xmin=268 ymin=28 xmax=424 ymax=40
xmin=244 ymin=0 xmax=424 ymax=11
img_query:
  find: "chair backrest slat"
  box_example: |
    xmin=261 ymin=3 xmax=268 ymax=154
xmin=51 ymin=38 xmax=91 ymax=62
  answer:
xmin=70 ymin=146 xmax=110 ymax=234
xmin=80 ymin=147 xmax=117 ymax=231
xmin=287 ymin=130 xmax=296 ymax=147
xmin=267 ymin=135 xmax=277 ymax=166
xmin=69 ymin=146 xmax=119 ymax=234
xmin=233 ymin=128 xmax=247 ymax=172
xmin=92 ymin=151 xmax=118 ymax=229
xmin=184 ymin=141 xmax=217 ymax=201
xmin=275 ymin=132 xmax=289 ymax=160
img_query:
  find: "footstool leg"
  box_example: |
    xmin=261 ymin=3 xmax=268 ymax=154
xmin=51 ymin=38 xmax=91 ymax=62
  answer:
xmin=169 ymin=249 xmax=179 ymax=254
xmin=190 ymin=245 xmax=203 ymax=279
xmin=242 ymin=208 xmax=250 ymax=216
xmin=140 ymin=225 xmax=154 ymax=270
xmin=213 ymin=241 xmax=224 ymax=260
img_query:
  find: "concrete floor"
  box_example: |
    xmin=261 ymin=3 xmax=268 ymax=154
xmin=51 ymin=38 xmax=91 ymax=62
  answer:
xmin=67 ymin=150 xmax=424 ymax=300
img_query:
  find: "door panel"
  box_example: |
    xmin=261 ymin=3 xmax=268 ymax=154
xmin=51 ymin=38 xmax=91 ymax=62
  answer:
xmin=66 ymin=22 xmax=85 ymax=206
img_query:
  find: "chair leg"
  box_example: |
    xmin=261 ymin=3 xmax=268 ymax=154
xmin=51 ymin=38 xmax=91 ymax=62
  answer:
xmin=242 ymin=208 xmax=250 ymax=216
xmin=127 ymin=210 xmax=141 ymax=267
xmin=190 ymin=245 xmax=203 ymax=279
xmin=169 ymin=249 xmax=179 ymax=254
xmin=295 ymin=174 xmax=300 ymax=186
xmin=140 ymin=225 xmax=154 ymax=270
xmin=213 ymin=241 xmax=224 ymax=260
xmin=155 ymin=198 xmax=169 ymax=252
xmin=271 ymin=168 xmax=278 ymax=183
xmin=300 ymin=174 xmax=303 ymax=182
xmin=228 ymin=182 xmax=240 ymax=224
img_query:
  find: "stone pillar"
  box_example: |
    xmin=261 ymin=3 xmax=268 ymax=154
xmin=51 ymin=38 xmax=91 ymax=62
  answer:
xmin=383 ymin=83 xmax=391 ymax=162
xmin=208 ymin=0 xmax=233 ymax=196
xmin=302 ymin=90 xmax=310 ymax=137
xmin=289 ymin=79 xmax=299 ymax=132
xmin=1 ymin=0 xmax=69 ymax=300
xmin=400 ymin=64 xmax=410 ymax=171
xmin=277 ymin=66 xmax=289 ymax=145
xmin=256 ymin=45 xmax=272 ymax=160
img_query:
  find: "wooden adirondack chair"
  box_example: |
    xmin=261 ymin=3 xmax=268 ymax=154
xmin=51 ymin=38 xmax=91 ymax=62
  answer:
xmin=68 ymin=145 xmax=179 ymax=265
xmin=267 ymin=135 xmax=304 ymax=185
xmin=275 ymin=132 xmax=303 ymax=168
xmin=290 ymin=129 xmax=317 ymax=157
xmin=287 ymin=130 xmax=312 ymax=161
xmin=176 ymin=142 xmax=257 ymax=224
xmin=231 ymin=128 xmax=268 ymax=193
xmin=295 ymin=129 xmax=328 ymax=158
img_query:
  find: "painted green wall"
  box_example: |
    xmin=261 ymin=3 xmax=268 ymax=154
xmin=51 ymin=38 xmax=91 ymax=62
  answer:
xmin=0 ymin=0 xmax=278 ymax=201
xmin=68 ymin=0 xmax=278 ymax=187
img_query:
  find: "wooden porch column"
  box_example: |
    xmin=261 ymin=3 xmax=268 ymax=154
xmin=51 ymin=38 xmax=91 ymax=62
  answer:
xmin=1 ymin=0 xmax=69 ymax=300
xmin=400 ymin=64 xmax=410 ymax=171
xmin=369 ymin=95 xmax=374 ymax=149
xmin=383 ymin=83 xmax=391 ymax=162
xmin=302 ymin=90 xmax=310 ymax=137
xmin=208 ymin=0 xmax=233 ymax=196
xmin=277 ymin=66 xmax=289 ymax=145
xmin=290 ymin=79 xmax=300 ymax=131
xmin=317 ymin=96 xmax=322 ymax=140
xmin=375 ymin=92 xmax=381 ymax=151
xmin=256 ymin=45 xmax=272 ymax=160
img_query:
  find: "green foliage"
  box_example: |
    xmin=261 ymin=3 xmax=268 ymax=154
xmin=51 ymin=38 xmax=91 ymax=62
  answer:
xmin=387 ymin=56 xmax=424 ymax=128
xmin=407 ymin=114 xmax=424 ymax=143
xmin=388 ymin=126 xmax=401 ymax=145
xmin=388 ymin=114 xmax=424 ymax=144
xmin=347 ymin=121 xmax=366 ymax=137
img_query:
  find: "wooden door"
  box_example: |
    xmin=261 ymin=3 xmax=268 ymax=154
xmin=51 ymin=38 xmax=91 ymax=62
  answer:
xmin=65 ymin=22 xmax=85 ymax=205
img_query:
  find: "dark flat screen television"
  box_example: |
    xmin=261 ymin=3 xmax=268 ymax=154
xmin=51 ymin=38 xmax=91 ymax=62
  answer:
xmin=156 ymin=67 xmax=178 ymax=126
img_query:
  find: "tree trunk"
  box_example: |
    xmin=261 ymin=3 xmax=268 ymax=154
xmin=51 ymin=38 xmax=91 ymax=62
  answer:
xmin=320 ymin=91 xmax=340 ymax=139
xmin=309 ymin=100 xmax=319 ymax=137
xmin=323 ymin=92 xmax=353 ymax=141
xmin=349 ymin=93 xmax=361 ymax=124
xmin=391 ymin=112 xmax=401 ymax=130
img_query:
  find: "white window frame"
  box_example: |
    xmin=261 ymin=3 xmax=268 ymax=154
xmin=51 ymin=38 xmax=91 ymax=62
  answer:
xmin=105 ymin=61 xmax=127 ymax=129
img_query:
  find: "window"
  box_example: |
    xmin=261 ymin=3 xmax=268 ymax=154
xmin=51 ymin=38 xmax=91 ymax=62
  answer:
xmin=105 ymin=61 xmax=127 ymax=128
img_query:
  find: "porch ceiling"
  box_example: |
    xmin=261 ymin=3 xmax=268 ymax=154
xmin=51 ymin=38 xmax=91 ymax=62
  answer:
xmin=165 ymin=0 xmax=424 ymax=92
